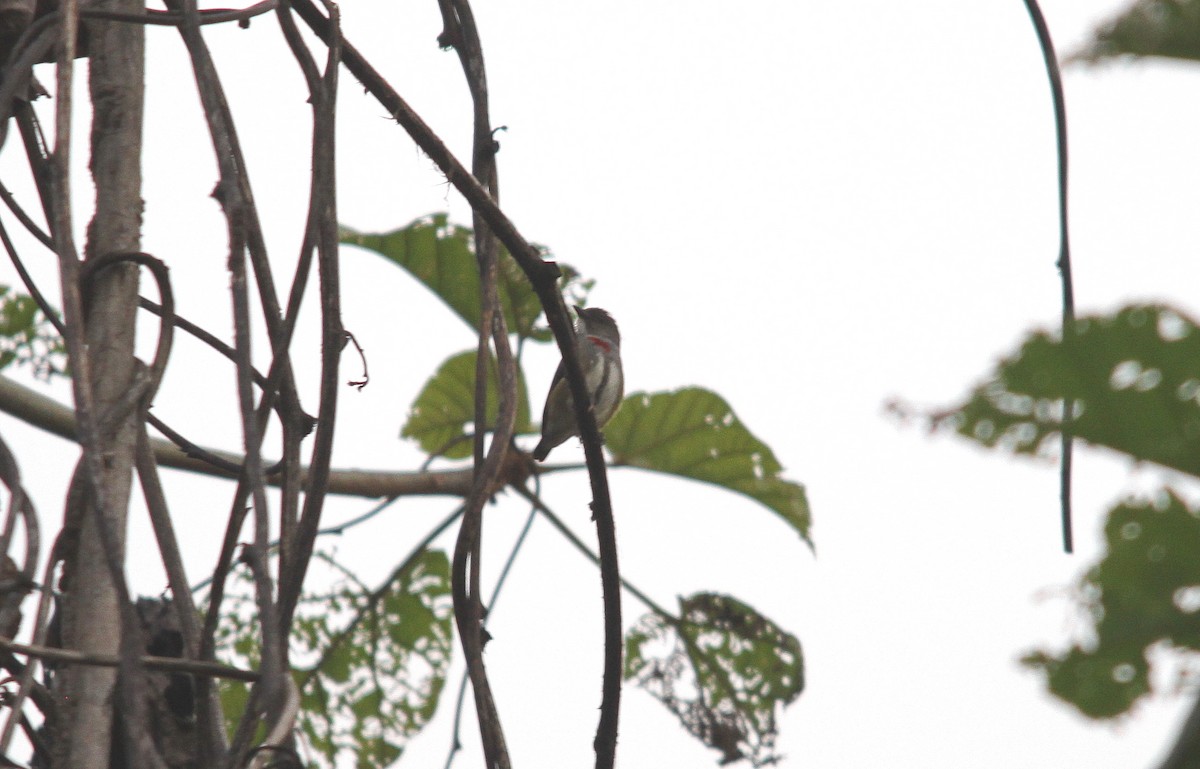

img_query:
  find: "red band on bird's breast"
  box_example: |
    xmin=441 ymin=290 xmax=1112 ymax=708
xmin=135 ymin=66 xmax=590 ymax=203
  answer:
xmin=588 ymin=335 xmax=612 ymax=353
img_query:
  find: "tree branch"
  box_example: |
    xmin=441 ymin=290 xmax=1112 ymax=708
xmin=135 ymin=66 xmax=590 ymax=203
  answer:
xmin=0 ymin=636 xmax=260 ymax=682
xmin=251 ymin=10 xmax=626 ymax=764
xmin=0 ymin=373 xmax=480 ymax=497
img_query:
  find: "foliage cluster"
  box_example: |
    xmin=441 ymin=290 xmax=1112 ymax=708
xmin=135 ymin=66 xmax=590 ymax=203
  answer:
xmin=938 ymin=304 xmax=1200 ymax=720
xmin=209 ymin=214 xmax=812 ymax=767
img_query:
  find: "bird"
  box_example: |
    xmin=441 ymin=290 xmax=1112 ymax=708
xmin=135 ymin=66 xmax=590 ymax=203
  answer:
xmin=532 ymin=306 xmax=624 ymax=461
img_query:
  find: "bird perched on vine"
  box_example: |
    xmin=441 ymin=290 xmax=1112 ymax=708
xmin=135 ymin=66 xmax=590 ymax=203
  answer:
xmin=532 ymin=307 xmax=624 ymax=461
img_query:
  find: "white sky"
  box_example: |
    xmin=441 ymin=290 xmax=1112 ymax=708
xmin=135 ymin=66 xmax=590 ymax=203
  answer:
xmin=2 ymin=1 xmax=1200 ymax=768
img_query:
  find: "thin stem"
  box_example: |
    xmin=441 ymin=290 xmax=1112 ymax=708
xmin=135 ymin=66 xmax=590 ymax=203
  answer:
xmin=513 ymin=485 xmax=672 ymax=620
xmin=444 ymin=503 xmax=538 ymax=769
xmin=277 ymin=0 xmax=344 ymax=636
xmin=1021 ymin=0 xmax=1074 ymax=554
xmin=0 ymin=636 xmax=260 ymax=682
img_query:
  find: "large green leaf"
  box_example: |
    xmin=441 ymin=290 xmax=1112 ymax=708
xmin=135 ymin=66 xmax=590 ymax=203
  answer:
xmin=1073 ymin=0 xmax=1200 ymax=63
xmin=625 ymin=593 xmax=804 ymax=767
xmin=939 ymin=304 xmax=1200 ymax=478
xmin=292 ymin=549 xmax=453 ymax=768
xmin=340 ymin=213 xmax=591 ymax=341
xmin=213 ymin=549 xmax=453 ymax=768
xmin=403 ymin=349 xmax=532 ymax=459
xmin=1023 ymin=490 xmax=1200 ymax=718
xmin=605 ymin=388 xmax=811 ymax=546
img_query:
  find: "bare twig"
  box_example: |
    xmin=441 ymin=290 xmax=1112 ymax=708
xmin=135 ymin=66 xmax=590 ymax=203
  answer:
xmin=514 ymin=485 xmax=671 ymax=619
xmin=138 ymin=296 xmax=271 ymax=389
xmin=276 ymin=0 xmax=343 ymax=639
xmin=0 ymin=178 xmax=52 ymax=250
xmin=145 ymin=413 xmax=286 ymax=476
xmin=1021 ymin=0 xmax=1074 ymax=554
xmin=342 ymin=330 xmax=369 ymax=390
xmin=0 ymin=214 xmax=63 ymax=336
xmin=0 ymin=636 xmax=260 ymax=682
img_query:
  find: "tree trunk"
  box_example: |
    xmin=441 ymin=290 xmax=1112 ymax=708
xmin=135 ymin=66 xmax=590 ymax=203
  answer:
xmin=49 ymin=0 xmax=144 ymax=764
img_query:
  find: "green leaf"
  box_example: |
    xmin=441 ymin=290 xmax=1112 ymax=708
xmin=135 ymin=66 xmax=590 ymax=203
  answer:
xmin=1073 ymin=0 xmax=1200 ymax=64
xmin=1023 ymin=489 xmax=1200 ymax=718
xmin=355 ymin=736 xmax=401 ymax=769
xmin=322 ymin=643 xmax=353 ymax=684
xmin=341 ymin=213 xmax=590 ymax=341
xmin=605 ymin=388 xmax=811 ymax=546
xmin=937 ymin=304 xmax=1200 ymax=478
xmin=292 ymin=548 xmax=453 ymax=766
xmin=402 ymin=349 xmax=532 ymax=459
xmin=212 ymin=549 xmax=454 ymax=768
xmin=217 ymin=679 xmax=251 ymax=738
xmin=0 ymin=287 xmax=65 ymax=379
xmin=624 ymin=593 xmax=804 ymax=767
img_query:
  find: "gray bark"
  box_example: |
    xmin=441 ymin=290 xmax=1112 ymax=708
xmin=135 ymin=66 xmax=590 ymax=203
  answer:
xmin=50 ymin=0 xmax=144 ymax=764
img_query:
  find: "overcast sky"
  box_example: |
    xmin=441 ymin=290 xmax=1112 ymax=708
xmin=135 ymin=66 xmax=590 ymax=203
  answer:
xmin=2 ymin=1 xmax=1200 ymax=768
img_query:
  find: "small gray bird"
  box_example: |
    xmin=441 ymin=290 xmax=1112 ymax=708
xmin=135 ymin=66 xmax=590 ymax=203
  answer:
xmin=532 ymin=307 xmax=624 ymax=461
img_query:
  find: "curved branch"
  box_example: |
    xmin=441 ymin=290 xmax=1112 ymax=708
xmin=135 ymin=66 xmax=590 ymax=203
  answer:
xmin=440 ymin=1 xmax=515 ymax=766
xmin=138 ymin=297 xmax=271 ymax=390
xmin=79 ymin=0 xmax=277 ymax=27
xmin=192 ymin=11 xmax=626 ymax=764
xmin=286 ymin=0 xmax=558 ymax=289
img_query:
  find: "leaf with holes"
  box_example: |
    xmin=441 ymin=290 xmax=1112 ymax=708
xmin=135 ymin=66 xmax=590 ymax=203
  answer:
xmin=936 ymin=304 xmax=1200 ymax=478
xmin=293 ymin=549 xmax=453 ymax=768
xmin=625 ymin=593 xmax=804 ymax=767
xmin=213 ymin=550 xmax=453 ymax=768
xmin=340 ymin=214 xmax=590 ymax=341
xmin=1023 ymin=490 xmax=1200 ymax=718
xmin=605 ymin=388 xmax=810 ymax=546
xmin=403 ymin=349 xmax=532 ymax=459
